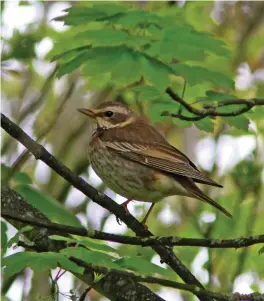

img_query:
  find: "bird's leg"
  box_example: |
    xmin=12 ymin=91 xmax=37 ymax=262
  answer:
xmin=121 ymin=199 xmax=132 ymax=215
xmin=141 ymin=203 xmax=155 ymax=227
xmin=116 ymin=199 xmax=132 ymax=225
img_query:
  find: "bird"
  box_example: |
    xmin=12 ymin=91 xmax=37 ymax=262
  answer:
xmin=77 ymin=101 xmax=232 ymax=225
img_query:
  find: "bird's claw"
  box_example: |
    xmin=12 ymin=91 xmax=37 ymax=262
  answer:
xmin=116 ymin=201 xmax=130 ymax=225
xmin=116 ymin=216 xmax=122 ymax=225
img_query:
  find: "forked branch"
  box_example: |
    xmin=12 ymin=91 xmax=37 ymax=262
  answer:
xmin=166 ymin=87 xmax=264 ymax=121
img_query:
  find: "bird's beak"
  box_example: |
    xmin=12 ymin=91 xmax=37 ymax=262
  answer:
xmin=77 ymin=108 xmax=96 ymax=118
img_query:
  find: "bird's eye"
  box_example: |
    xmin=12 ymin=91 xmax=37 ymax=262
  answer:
xmin=104 ymin=111 xmax=114 ymax=117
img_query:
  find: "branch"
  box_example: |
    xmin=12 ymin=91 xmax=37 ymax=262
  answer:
xmin=1 ymin=113 xmax=210 ymax=301
xmin=73 ymin=258 xmax=264 ymax=301
xmin=3 ymin=187 xmax=263 ymax=301
xmin=3 ymin=210 xmax=264 ymax=249
xmin=15 ymin=241 xmax=264 ymax=301
xmin=1 ymin=185 xmax=165 ymax=301
xmin=166 ymin=87 xmax=264 ymax=121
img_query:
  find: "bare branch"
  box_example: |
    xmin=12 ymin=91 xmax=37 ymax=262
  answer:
xmin=3 ymin=210 xmax=264 ymax=249
xmin=166 ymin=87 xmax=264 ymax=121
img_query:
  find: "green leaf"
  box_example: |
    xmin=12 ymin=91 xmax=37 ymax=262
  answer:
xmin=141 ymin=55 xmax=170 ymax=92
xmin=54 ymin=4 xmax=127 ymax=26
xmin=171 ymin=107 xmax=194 ymax=128
xmin=1 ymin=164 xmax=12 ymax=183
xmin=247 ymin=106 xmax=264 ymax=121
xmin=15 ymin=185 xmax=81 ymax=227
xmin=223 ymin=116 xmax=249 ymax=131
xmin=7 ymin=225 xmax=33 ymax=248
xmin=61 ymin=247 xmax=120 ymax=270
xmin=132 ymin=85 xmax=161 ymax=101
xmin=49 ymin=235 xmax=73 ymax=242
xmin=50 ymin=46 xmax=90 ymax=63
xmin=73 ymin=237 xmax=119 ymax=254
xmin=115 ymin=257 xmax=175 ymax=278
xmin=195 ymin=118 xmax=214 ymax=132
xmin=57 ymin=50 xmax=92 ymax=78
xmin=172 ymin=118 xmax=193 ymax=128
xmin=197 ymin=90 xmax=237 ymax=102
xmin=13 ymin=172 xmax=32 ymax=185
xmin=147 ymin=95 xmax=180 ymax=123
xmin=108 ymin=10 xmax=163 ymax=28
xmin=172 ymin=64 xmax=234 ymax=89
xmin=82 ymin=47 xmax=123 ymax=77
xmin=75 ymin=29 xmax=129 ymax=47
xmin=111 ymin=49 xmax=142 ymax=86
xmin=146 ymin=25 xmax=230 ymax=63
xmin=258 ymin=245 xmax=264 ymax=255
xmin=82 ymin=46 xmax=171 ymax=89
xmin=164 ymin=26 xmax=231 ymax=58
xmin=49 ymin=235 xmax=118 ymax=255
xmin=2 ymin=252 xmax=29 ymax=277
xmin=1 ymin=164 xmax=32 ymax=185
xmin=1 ymin=221 xmax=8 ymax=255
xmin=2 ymin=252 xmax=84 ymax=277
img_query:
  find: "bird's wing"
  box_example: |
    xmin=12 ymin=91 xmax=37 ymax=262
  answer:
xmin=176 ymin=176 xmax=231 ymax=217
xmin=104 ymin=140 xmax=222 ymax=187
xmin=100 ymin=120 xmax=222 ymax=187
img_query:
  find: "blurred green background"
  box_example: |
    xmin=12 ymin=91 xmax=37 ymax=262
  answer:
xmin=1 ymin=1 xmax=264 ymax=301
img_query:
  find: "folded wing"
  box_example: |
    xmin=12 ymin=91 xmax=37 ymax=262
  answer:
xmin=100 ymin=120 xmax=222 ymax=188
xmin=104 ymin=140 xmax=222 ymax=188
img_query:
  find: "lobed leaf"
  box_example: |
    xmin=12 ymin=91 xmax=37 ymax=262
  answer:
xmin=2 ymin=252 xmax=84 ymax=277
xmin=115 ymin=257 xmax=175 ymax=279
xmin=75 ymin=29 xmax=129 ymax=47
xmin=195 ymin=117 xmax=214 ymax=132
xmin=172 ymin=64 xmax=234 ymax=89
xmin=61 ymin=247 xmax=121 ymax=270
xmin=15 ymin=185 xmax=81 ymax=227
xmin=197 ymin=90 xmax=237 ymax=102
xmin=223 ymin=116 xmax=250 ymax=131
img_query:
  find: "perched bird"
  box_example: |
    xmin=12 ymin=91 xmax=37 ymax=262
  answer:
xmin=78 ymin=101 xmax=232 ymax=225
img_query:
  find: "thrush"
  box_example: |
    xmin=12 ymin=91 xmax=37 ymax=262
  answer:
xmin=77 ymin=101 xmax=232 ymax=225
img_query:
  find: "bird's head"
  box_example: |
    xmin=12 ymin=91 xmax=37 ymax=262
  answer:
xmin=77 ymin=101 xmax=136 ymax=129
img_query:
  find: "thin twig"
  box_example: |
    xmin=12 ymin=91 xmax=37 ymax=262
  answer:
xmin=166 ymin=87 xmax=264 ymax=121
xmin=2 ymin=210 xmax=263 ymax=249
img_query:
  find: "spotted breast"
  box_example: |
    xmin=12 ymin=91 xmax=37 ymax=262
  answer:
xmin=88 ymin=130 xmax=187 ymax=202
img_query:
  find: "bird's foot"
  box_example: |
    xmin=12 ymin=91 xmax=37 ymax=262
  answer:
xmin=116 ymin=199 xmax=131 ymax=225
xmin=140 ymin=218 xmax=149 ymax=231
xmin=139 ymin=203 xmax=155 ymax=230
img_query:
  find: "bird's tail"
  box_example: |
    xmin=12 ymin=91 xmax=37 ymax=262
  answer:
xmin=176 ymin=176 xmax=232 ymax=218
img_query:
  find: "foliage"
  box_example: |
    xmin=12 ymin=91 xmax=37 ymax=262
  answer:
xmin=15 ymin=184 xmax=82 ymax=227
xmin=48 ymin=2 xmax=248 ymax=132
xmin=2 ymin=251 xmax=84 ymax=278
xmin=1 ymin=1 xmax=264 ymax=301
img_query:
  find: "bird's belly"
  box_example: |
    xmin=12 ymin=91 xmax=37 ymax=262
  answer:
xmin=89 ymin=143 xmax=182 ymax=202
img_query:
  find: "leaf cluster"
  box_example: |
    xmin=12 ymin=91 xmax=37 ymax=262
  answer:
xmin=47 ymin=2 xmax=253 ymax=133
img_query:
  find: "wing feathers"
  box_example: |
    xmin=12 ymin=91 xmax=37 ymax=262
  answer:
xmin=105 ymin=141 xmax=222 ymax=187
xmin=176 ymin=176 xmax=232 ymax=218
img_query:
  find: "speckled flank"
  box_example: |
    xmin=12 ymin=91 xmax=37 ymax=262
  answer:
xmin=89 ymin=138 xmax=188 ymax=202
